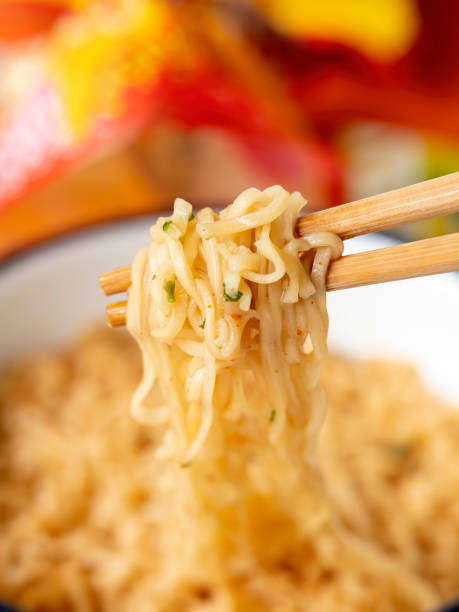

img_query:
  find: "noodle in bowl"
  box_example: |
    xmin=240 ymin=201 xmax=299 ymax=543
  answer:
xmin=0 ymin=194 xmax=458 ymax=612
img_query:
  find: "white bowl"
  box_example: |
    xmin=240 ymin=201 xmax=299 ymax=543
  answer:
xmin=0 ymin=219 xmax=458 ymax=402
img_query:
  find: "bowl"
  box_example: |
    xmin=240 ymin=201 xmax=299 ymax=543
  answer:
xmin=0 ymin=218 xmax=458 ymax=612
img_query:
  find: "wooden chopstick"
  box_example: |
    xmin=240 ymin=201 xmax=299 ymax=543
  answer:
xmin=297 ymin=171 xmax=459 ymax=239
xmin=103 ymin=233 xmax=459 ymax=327
xmin=326 ymin=232 xmax=459 ymax=291
xmin=104 ymin=301 xmax=129 ymax=328
xmin=99 ymin=266 xmax=131 ymax=297
xmin=100 ymin=173 xmax=459 ymax=297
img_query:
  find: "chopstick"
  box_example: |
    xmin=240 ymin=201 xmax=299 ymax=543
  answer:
xmin=326 ymin=232 xmax=459 ymax=291
xmin=103 ymin=233 xmax=459 ymax=327
xmin=99 ymin=266 xmax=131 ymax=297
xmin=99 ymin=173 xmax=459 ymax=327
xmin=104 ymin=301 xmax=129 ymax=328
xmin=100 ymin=173 xmax=459 ymax=297
xmin=297 ymin=171 xmax=459 ymax=239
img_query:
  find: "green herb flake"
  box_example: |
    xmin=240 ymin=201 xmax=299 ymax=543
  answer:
xmin=199 ymin=319 xmax=206 ymax=329
xmin=162 ymin=220 xmax=173 ymax=231
xmin=269 ymin=410 xmax=276 ymax=423
xmin=223 ymin=283 xmax=243 ymax=302
xmin=188 ymin=212 xmax=195 ymax=221
xmin=164 ymin=280 xmax=176 ymax=303
xmin=181 ymin=461 xmax=192 ymax=468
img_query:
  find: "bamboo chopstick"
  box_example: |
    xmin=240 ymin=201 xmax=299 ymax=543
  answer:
xmin=297 ymin=171 xmax=459 ymax=239
xmin=104 ymin=301 xmax=130 ymax=328
xmin=99 ymin=173 xmax=459 ymax=298
xmin=326 ymin=232 xmax=459 ymax=291
xmin=103 ymin=233 xmax=459 ymax=327
xmin=99 ymin=266 xmax=131 ymax=297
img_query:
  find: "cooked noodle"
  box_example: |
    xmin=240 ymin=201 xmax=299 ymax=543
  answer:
xmin=127 ymin=186 xmax=343 ymax=465
xmin=123 ymin=186 xmax=441 ymax=609
xmin=1 ymin=187 xmax=458 ymax=611
xmin=1 ymin=335 xmax=459 ymax=610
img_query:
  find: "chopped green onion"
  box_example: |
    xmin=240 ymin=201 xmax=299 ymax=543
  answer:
xmin=162 ymin=220 xmax=173 ymax=231
xmin=188 ymin=212 xmax=195 ymax=221
xmin=223 ymin=283 xmax=243 ymax=302
xmin=164 ymin=280 xmax=176 ymax=302
xmin=199 ymin=319 xmax=206 ymax=329
xmin=269 ymin=409 xmax=276 ymax=423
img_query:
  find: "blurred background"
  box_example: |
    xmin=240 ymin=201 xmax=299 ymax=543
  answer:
xmin=0 ymin=0 xmax=458 ymax=260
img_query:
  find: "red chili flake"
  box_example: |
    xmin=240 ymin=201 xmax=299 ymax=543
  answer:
xmin=297 ymin=329 xmax=302 ymax=336
xmin=231 ymin=314 xmax=241 ymax=320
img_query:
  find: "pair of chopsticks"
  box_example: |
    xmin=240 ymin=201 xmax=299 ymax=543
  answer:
xmin=99 ymin=172 xmax=459 ymax=327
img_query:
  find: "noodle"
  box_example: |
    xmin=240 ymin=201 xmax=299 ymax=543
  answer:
xmin=1 ymin=186 xmax=458 ymax=611
xmin=123 ymin=186 xmax=438 ymax=609
xmin=127 ymin=186 xmax=343 ymax=458
xmin=1 ymin=333 xmax=459 ymax=610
